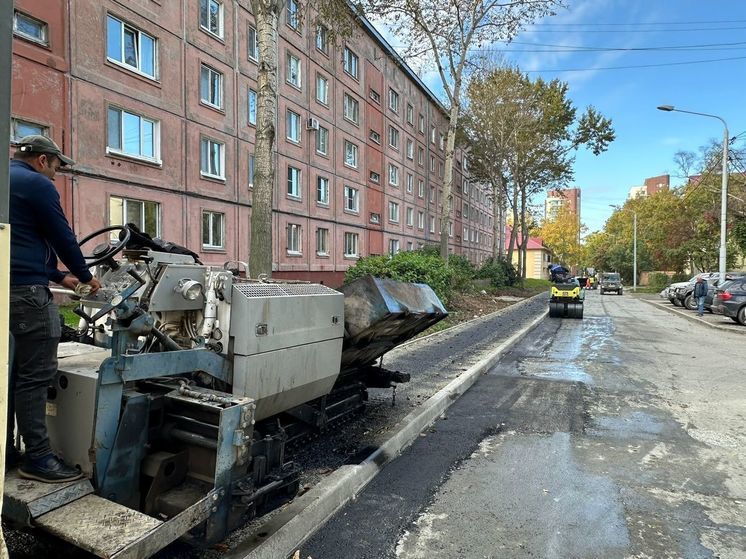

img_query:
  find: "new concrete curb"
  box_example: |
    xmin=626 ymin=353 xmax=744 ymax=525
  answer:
xmin=229 ymin=306 xmax=548 ymax=559
xmin=639 ymin=298 xmax=745 ymax=333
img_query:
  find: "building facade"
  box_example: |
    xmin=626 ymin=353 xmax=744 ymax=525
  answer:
xmin=11 ymin=0 xmax=495 ymax=287
xmin=544 ymin=187 xmax=581 ymax=224
xmin=628 ymin=174 xmax=669 ymax=199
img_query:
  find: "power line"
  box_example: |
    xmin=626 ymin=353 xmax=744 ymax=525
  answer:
xmin=501 ymin=39 xmax=746 ymax=52
xmin=519 ymin=26 xmax=746 ymax=33
xmin=526 ymin=19 xmax=746 ymax=26
xmin=523 ymin=55 xmax=746 ymax=73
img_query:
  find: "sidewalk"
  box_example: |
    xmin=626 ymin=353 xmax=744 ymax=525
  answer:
xmin=636 ymin=295 xmax=746 ymax=333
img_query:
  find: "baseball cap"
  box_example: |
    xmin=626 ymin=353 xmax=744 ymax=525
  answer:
xmin=15 ymin=135 xmax=75 ymax=166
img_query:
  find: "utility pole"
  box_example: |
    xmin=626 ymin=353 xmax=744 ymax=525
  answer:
xmin=633 ymin=211 xmax=637 ymax=292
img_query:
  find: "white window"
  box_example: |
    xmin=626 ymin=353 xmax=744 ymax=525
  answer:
xmin=448 ymin=221 xmax=453 ymax=237
xmin=344 ymin=140 xmax=358 ymax=168
xmin=430 ymin=155 xmax=435 ymax=172
xmin=407 ymin=241 xmax=413 ymax=251
xmin=406 ymin=103 xmax=414 ymax=125
xmin=106 ymin=15 xmax=157 ymax=78
xmin=316 ymin=126 xmax=328 ymax=155
xmin=388 ymin=239 xmax=400 ymax=256
xmin=343 ymin=94 xmax=359 ymax=124
xmin=417 ymin=146 xmax=424 ymax=166
xmin=431 ymin=126 xmax=436 ymax=144
xmin=344 ymin=185 xmax=359 ymax=212
xmin=316 ymin=176 xmax=329 ymax=204
xmin=202 ymin=210 xmax=225 ymax=249
xmin=316 ymin=25 xmax=329 ymax=54
xmin=286 ymin=109 xmax=301 ymax=142
xmin=429 ymin=216 xmax=436 ymax=233
xmin=343 ymin=47 xmax=359 ymax=79
xmin=439 ymin=132 xmax=445 ymax=151
xmin=110 ymin=196 xmax=160 ymax=238
xmin=199 ymin=0 xmax=223 ymax=38
xmin=388 ymin=126 xmax=399 ymax=149
xmin=316 ymin=228 xmax=329 ymax=255
xmin=406 ymin=207 xmax=414 ymax=226
xmin=248 ymin=89 xmax=257 ymax=125
xmin=388 ymin=164 xmax=399 ymax=187
xmin=429 ymin=187 xmax=435 ymax=202
xmin=406 ymin=139 xmax=414 ymax=160
xmin=419 ymin=114 xmax=425 ymax=134
xmin=418 ymin=179 xmax=424 ymax=198
xmin=369 ymin=171 xmax=380 ymax=184
xmin=369 ymin=130 xmax=381 ymax=144
xmin=316 ymin=74 xmax=328 ymax=105
xmin=286 ymin=53 xmax=301 ymax=88
xmin=287 ymin=166 xmax=301 ymax=198
xmin=463 ymin=180 xmax=469 ymax=195
xmin=369 ymin=88 xmax=380 ymax=104
xmin=200 ymin=64 xmax=223 ymax=109
xmin=370 ymin=213 xmax=380 ymax=224
xmin=417 ymin=211 xmax=425 ymax=229
xmin=11 ymin=118 xmax=48 ymax=142
xmin=344 ymin=232 xmax=359 ymax=257
xmin=388 ymin=201 xmax=399 ymax=223
xmin=200 ymin=137 xmax=225 ymax=179
xmin=248 ymin=25 xmax=258 ymax=61
xmin=406 ymin=173 xmax=413 ymax=193
xmin=286 ymin=0 xmax=300 ymax=30
xmin=107 ymin=106 xmax=160 ymax=162
xmin=13 ymin=11 xmax=48 ymax=45
xmin=287 ymin=223 xmax=301 ymax=253
xmin=248 ymin=153 xmax=255 ymax=187
xmin=389 ymin=89 xmax=399 ymax=113
xmin=464 ymin=203 xmax=469 ymax=219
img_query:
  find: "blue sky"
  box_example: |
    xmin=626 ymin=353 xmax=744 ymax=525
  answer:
xmin=380 ymin=0 xmax=746 ymax=234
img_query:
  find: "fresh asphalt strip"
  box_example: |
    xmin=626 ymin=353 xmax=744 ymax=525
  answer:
xmin=226 ymin=303 xmax=548 ymax=559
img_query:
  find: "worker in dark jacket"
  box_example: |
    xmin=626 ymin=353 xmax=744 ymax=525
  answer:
xmin=693 ymin=275 xmax=708 ymax=317
xmin=8 ymin=135 xmax=101 ymax=482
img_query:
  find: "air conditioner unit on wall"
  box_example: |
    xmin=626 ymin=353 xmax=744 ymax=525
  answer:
xmin=306 ymin=117 xmax=320 ymax=130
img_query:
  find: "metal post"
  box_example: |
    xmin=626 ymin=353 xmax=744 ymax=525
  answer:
xmin=633 ymin=212 xmax=637 ymax=292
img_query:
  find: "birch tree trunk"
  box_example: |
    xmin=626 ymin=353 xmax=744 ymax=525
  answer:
xmin=249 ymin=0 xmax=279 ymax=278
xmin=440 ymin=98 xmax=460 ymax=259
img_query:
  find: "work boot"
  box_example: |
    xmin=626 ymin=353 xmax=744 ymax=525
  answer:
xmin=19 ymin=453 xmax=84 ymax=483
xmin=5 ymin=447 xmax=23 ymax=471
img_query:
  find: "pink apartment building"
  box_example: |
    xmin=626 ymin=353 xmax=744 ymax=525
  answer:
xmin=11 ymin=0 xmax=495 ymax=287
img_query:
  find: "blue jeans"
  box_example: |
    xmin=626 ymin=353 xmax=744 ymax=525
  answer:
xmin=8 ymin=285 xmax=61 ymax=459
xmin=697 ymin=296 xmax=705 ymax=316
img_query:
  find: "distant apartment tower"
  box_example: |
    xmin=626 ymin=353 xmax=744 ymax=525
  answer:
xmin=545 ymin=188 xmax=581 ymax=224
xmin=628 ymin=174 xmax=669 ymax=199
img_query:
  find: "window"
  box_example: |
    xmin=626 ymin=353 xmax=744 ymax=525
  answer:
xmin=388 ymin=164 xmax=399 ymax=186
xmin=388 ymin=126 xmax=399 ymax=149
xmin=287 ymin=223 xmax=301 ymax=253
xmin=370 ymin=212 xmax=380 ymax=224
xmin=106 ymin=15 xmax=156 ymax=78
xmin=369 ymin=171 xmax=381 ymax=184
xmin=200 ymin=137 xmax=225 ymax=179
xmin=316 ymin=228 xmax=329 ymax=255
xmin=316 ymin=126 xmax=328 ymax=155
xmin=343 ymin=47 xmax=359 ymax=79
xmin=439 ymin=161 xmax=444 ymax=177
xmin=344 ymin=185 xmax=359 ymax=212
xmin=369 ymin=130 xmax=381 ymax=144
xmin=10 ymin=118 xmax=48 ymax=142
xmin=110 ymin=196 xmax=160 ymax=238
xmin=388 ymin=239 xmax=400 ymax=256
xmin=248 ymin=25 xmax=258 ymax=61
xmin=388 ymin=89 xmax=399 ymax=113
xmin=418 ymin=179 xmax=424 ymax=198
xmin=286 ymin=0 xmax=300 ymax=30
xmin=406 ymin=173 xmax=413 ymax=193
xmin=344 ymin=232 xmax=359 ymax=257
xmin=418 ymin=114 xmax=425 ymax=134
xmin=448 ymin=221 xmax=453 ymax=237
xmin=463 ymin=203 xmax=469 ymax=219
xmin=406 ymin=207 xmax=414 ymax=226
xmin=286 ymin=109 xmax=301 ymax=142
xmin=107 ymin=107 xmax=160 ymax=162
xmin=200 ymin=64 xmax=223 ymax=109
xmin=431 ymin=126 xmax=436 ymax=144
xmin=286 ymin=53 xmax=301 ymax=88
xmin=343 ymin=94 xmax=359 ymax=124
xmin=344 ymin=140 xmax=358 ymax=168
xmin=287 ymin=166 xmax=301 ymax=198
xmin=248 ymin=89 xmax=257 ymax=125
xmin=316 ymin=74 xmax=328 ymax=105
xmin=388 ymin=201 xmax=399 ymax=223
xmin=430 ymin=155 xmax=435 ymax=172
xmin=417 ymin=211 xmax=424 ymax=229
xmin=429 ymin=187 xmax=435 ymax=202
xmin=406 ymin=139 xmax=414 ymax=160
xmin=199 ymin=0 xmax=223 ymax=38
xmin=407 ymin=241 xmax=413 ymax=251
xmin=14 ymin=11 xmax=48 ymax=45
xmin=439 ymin=133 xmax=445 ymax=151
xmin=248 ymin=153 xmax=255 ymax=187
xmin=202 ymin=210 xmax=225 ymax=249
xmin=316 ymin=25 xmax=329 ymax=54
xmin=417 ymin=146 xmax=424 ymax=166
xmin=316 ymin=176 xmax=330 ymax=204
xmin=429 ymin=216 xmax=435 ymax=233
xmin=406 ymin=103 xmax=414 ymax=125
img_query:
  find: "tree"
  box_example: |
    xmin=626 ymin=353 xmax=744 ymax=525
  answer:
xmin=536 ymin=205 xmax=584 ymax=268
xmin=361 ymin=0 xmax=560 ymax=259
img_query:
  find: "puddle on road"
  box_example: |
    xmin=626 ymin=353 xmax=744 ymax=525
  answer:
xmin=588 ymin=410 xmax=665 ymax=440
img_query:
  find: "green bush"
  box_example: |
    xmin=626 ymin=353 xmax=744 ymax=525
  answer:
xmin=476 ymin=257 xmax=518 ymax=288
xmin=671 ymin=272 xmax=689 ymax=283
xmin=447 ymin=254 xmax=476 ymax=292
xmin=648 ymin=272 xmax=671 ymax=290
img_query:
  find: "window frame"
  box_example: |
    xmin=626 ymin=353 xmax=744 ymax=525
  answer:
xmin=388 ymin=238 xmax=400 ymax=256
xmin=343 ymin=93 xmax=360 ymax=125
xmin=286 ymin=52 xmax=302 ymax=89
xmin=315 ymin=73 xmax=329 ymax=105
xmin=316 ymin=125 xmax=329 ymax=156
xmin=286 ymin=109 xmax=301 ymax=143
xmin=247 ymin=25 xmax=258 ymax=61
xmin=202 ymin=210 xmax=225 ymax=250
xmin=106 ymin=14 xmax=158 ymax=79
xmin=199 ymin=63 xmax=224 ymax=110
xmin=106 ymin=105 xmax=161 ymax=164
xmin=248 ymin=88 xmax=257 ymax=125
xmin=286 ymin=0 xmax=300 ymax=31
xmin=315 ymin=24 xmax=329 ymax=55
xmin=109 ymin=195 xmax=161 ymax=238
xmin=406 ymin=103 xmax=414 ymax=125
xmin=316 ymin=227 xmax=329 ymax=256
xmin=406 ymin=206 xmax=414 ymax=226
xmin=388 ymin=88 xmax=399 ymax=113
xmin=388 ymin=200 xmax=400 ymax=223
xmin=342 ymin=47 xmax=359 ymax=80
xmin=344 ymin=185 xmax=359 ymax=213
xmin=286 ymin=223 xmax=302 ymax=254
xmin=287 ymin=165 xmax=302 ymax=198
xmin=406 ymin=138 xmax=414 ymax=160
xmin=388 ymin=126 xmax=400 ymax=150
xmin=316 ymin=176 xmax=330 ymax=205
xmin=388 ymin=163 xmax=399 ymax=187
xmin=343 ymin=140 xmax=358 ymax=168
xmin=199 ymin=0 xmax=224 ymax=39
xmin=343 ymin=231 xmax=359 ymax=258
xmin=13 ymin=10 xmax=49 ymax=46
xmin=10 ymin=118 xmax=49 ymax=142
xmin=199 ymin=136 xmax=225 ymax=180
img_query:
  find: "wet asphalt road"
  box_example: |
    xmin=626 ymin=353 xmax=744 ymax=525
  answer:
xmin=298 ymin=291 xmax=746 ymax=559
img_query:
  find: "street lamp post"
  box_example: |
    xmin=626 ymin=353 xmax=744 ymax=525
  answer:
xmin=657 ymin=105 xmax=729 ymax=282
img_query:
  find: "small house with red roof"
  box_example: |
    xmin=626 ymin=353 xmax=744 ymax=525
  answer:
xmin=504 ymin=228 xmax=552 ymax=280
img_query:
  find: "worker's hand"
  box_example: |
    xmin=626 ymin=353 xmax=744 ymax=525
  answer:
xmin=82 ymin=277 xmax=102 ymax=295
xmin=58 ymin=275 xmax=79 ymax=291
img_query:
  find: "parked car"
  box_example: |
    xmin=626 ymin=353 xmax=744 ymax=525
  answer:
xmin=712 ymin=277 xmax=746 ymax=324
xmin=674 ymin=272 xmax=718 ymax=310
xmin=705 ymin=273 xmax=746 ymax=313
xmin=666 ymin=275 xmax=703 ymax=306
xmin=599 ymin=272 xmax=623 ymax=295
